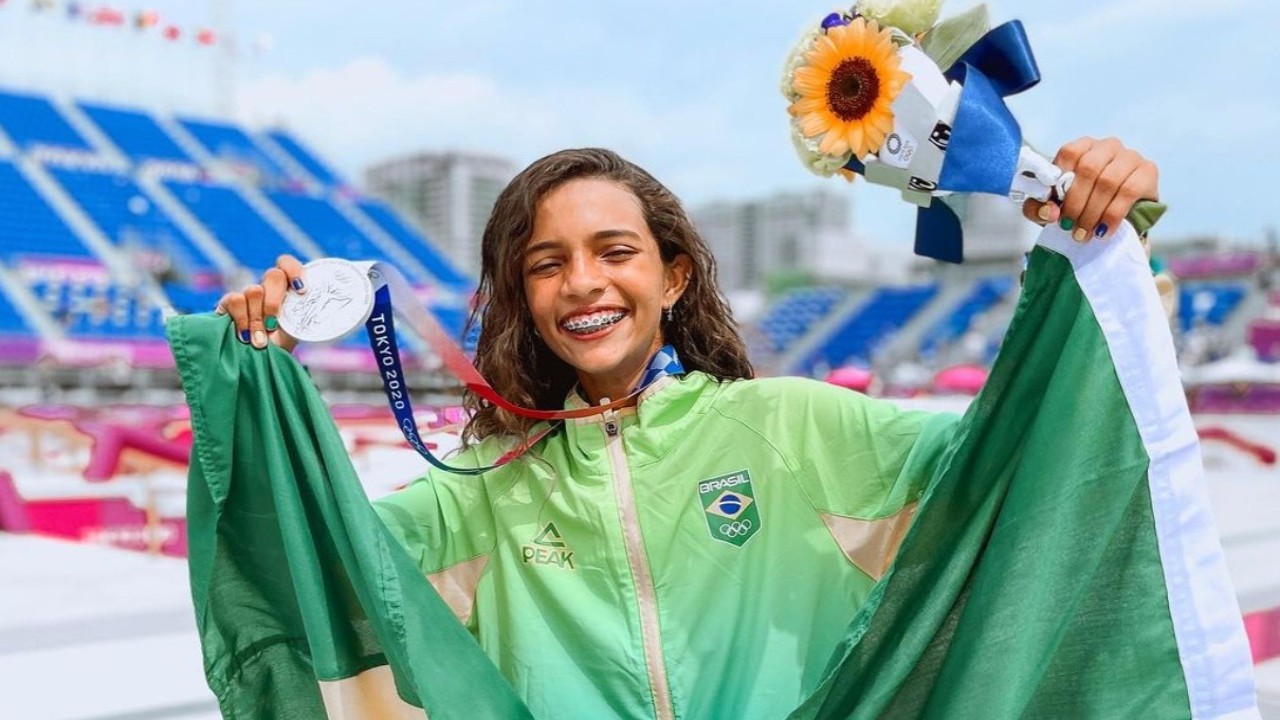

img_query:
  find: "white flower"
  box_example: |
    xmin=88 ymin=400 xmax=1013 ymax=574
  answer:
xmin=790 ymin=122 xmax=854 ymax=178
xmin=780 ymin=27 xmax=821 ymax=101
xmin=855 ymin=0 xmax=943 ymax=36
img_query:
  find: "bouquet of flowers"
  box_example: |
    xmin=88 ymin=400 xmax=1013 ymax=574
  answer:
xmin=782 ymin=1 xmax=1069 ymax=262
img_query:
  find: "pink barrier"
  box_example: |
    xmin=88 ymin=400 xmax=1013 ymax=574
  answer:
xmin=0 ymin=471 xmax=31 ymax=532
xmin=0 ymin=336 xmax=40 ymax=365
xmin=1251 ymin=321 xmax=1280 ymax=362
xmin=1189 ymin=385 xmax=1280 ymax=413
xmin=295 ymin=346 xmax=381 ymax=372
xmin=41 ymin=339 xmax=174 ymax=369
xmin=23 ymin=495 xmax=188 ymax=557
xmin=1246 ymin=608 xmax=1280 ymax=664
xmin=80 ymin=424 xmax=191 ymax=482
xmin=933 ymin=364 xmax=988 ymax=394
xmin=127 ymin=340 xmax=177 ymax=368
xmin=825 ymin=366 xmax=873 ymax=392
xmin=1168 ymin=252 xmax=1263 ymax=279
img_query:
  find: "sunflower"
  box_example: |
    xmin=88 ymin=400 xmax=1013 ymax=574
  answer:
xmin=788 ymin=16 xmax=910 ymax=159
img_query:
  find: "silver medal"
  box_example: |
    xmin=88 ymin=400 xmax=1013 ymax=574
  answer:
xmin=277 ymin=258 xmax=375 ymax=343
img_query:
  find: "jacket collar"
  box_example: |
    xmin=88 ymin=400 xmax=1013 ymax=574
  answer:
xmin=563 ymin=344 xmax=685 ymax=415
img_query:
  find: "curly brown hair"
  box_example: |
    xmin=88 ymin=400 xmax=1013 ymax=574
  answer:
xmin=462 ymin=148 xmax=753 ymax=443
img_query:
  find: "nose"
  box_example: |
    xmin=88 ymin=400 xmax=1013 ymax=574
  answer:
xmin=562 ymin=252 xmax=606 ymax=299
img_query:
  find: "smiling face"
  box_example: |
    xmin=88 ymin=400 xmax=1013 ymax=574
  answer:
xmin=523 ymin=178 xmax=691 ymax=404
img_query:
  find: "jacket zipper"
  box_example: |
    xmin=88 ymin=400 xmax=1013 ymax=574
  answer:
xmin=602 ymin=403 xmax=675 ymax=720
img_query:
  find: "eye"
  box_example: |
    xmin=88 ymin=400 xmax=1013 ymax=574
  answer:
xmin=604 ymin=247 xmax=637 ymax=261
xmin=527 ymin=259 xmax=560 ymax=276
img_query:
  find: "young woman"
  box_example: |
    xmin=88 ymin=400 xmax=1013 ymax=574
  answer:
xmin=216 ymin=140 xmax=1160 ymax=719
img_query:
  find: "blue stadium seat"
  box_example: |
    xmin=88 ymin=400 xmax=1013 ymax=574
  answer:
xmin=266 ymin=191 xmax=389 ymax=264
xmin=163 ymin=283 xmax=223 ymax=315
xmin=1179 ymin=283 xmax=1247 ymax=332
xmin=78 ymin=102 xmax=191 ymax=162
xmin=800 ymin=284 xmax=939 ymax=374
xmin=919 ymin=276 xmax=1015 ymax=358
xmin=29 ymin=272 xmax=165 ymax=340
xmin=177 ymin=117 xmax=288 ymax=181
xmin=49 ymin=167 xmax=215 ymax=277
xmin=754 ymin=286 xmax=847 ymax=353
xmin=0 ymin=286 xmax=35 ymax=336
xmin=265 ymin=129 xmax=341 ymax=187
xmin=357 ymin=199 xmax=473 ymax=291
xmin=0 ymin=89 xmax=90 ymax=150
xmin=163 ymin=179 xmax=301 ymax=272
xmin=0 ymin=161 xmax=91 ymax=259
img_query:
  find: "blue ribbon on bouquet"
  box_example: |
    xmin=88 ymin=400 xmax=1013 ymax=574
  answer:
xmin=844 ymin=20 xmax=1042 ymax=264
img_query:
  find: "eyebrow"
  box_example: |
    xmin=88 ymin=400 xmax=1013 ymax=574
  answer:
xmin=525 ymin=229 xmax=642 ymax=256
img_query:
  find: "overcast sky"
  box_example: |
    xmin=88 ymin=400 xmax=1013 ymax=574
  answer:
xmin=0 ymin=0 xmax=1275 ymax=250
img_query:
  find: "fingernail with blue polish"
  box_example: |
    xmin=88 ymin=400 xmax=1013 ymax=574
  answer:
xmin=292 ymin=278 xmax=305 ymax=292
xmin=1094 ymin=223 xmax=1108 ymax=238
xmin=239 ymin=329 xmax=251 ymax=344
xmin=1059 ymin=217 xmax=1074 ymax=231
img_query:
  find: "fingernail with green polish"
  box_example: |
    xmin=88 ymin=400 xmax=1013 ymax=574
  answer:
xmin=1059 ymin=217 xmax=1074 ymax=231
xmin=265 ymin=315 xmax=278 ymax=332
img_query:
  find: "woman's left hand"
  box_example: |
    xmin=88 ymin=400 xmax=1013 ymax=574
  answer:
xmin=1022 ymin=137 xmax=1159 ymax=241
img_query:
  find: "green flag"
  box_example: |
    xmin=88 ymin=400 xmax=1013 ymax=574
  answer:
xmin=791 ymin=225 xmax=1257 ymax=719
xmin=170 ymin=314 xmax=531 ymax=719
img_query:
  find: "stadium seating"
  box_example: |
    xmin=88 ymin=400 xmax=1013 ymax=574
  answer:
xmin=0 ymin=161 xmax=91 ymax=259
xmin=754 ymin=286 xmax=847 ymax=353
xmin=176 ymin=117 xmax=288 ymax=180
xmin=29 ymin=271 xmax=165 ymax=340
xmin=0 ymin=89 xmax=90 ymax=151
xmin=357 ymin=199 xmax=472 ymax=291
xmin=162 ymin=179 xmax=300 ymax=272
xmin=919 ymin=276 xmax=1014 ymax=358
xmin=1180 ymin=282 xmax=1247 ymax=333
xmin=49 ymin=167 xmax=216 ymax=277
xmin=266 ymin=129 xmax=341 ymax=187
xmin=0 ymin=86 xmax=474 ymax=356
xmin=265 ymin=191 xmax=386 ymax=262
xmin=0 ymin=286 xmax=34 ymax=336
xmin=799 ymin=284 xmax=938 ymax=374
xmin=77 ymin=102 xmax=191 ymax=163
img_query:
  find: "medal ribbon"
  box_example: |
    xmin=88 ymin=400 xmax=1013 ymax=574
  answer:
xmin=362 ymin=262 xmax=683 ymax=475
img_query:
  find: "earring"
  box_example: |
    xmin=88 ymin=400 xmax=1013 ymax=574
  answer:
xmin=665 ymin=306 xmax=674 ymax=322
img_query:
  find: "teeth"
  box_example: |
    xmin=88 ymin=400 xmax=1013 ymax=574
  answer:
xmin=562 ymin=311 xmax=626 ymax=333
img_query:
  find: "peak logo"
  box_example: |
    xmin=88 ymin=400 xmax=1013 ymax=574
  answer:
xmin=522 ymin=522 xmax=575 ymax=570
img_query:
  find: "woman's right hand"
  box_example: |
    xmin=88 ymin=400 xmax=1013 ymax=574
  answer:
xmin=215 ymin=254 xmax=306 ymax=352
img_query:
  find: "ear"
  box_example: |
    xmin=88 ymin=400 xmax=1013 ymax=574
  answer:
xmin=663 ymin=253 xmax=693 ymax=307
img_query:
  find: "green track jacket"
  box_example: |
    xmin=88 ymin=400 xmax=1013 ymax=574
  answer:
xmin=375 ymin=373 xmax=958 ymax=720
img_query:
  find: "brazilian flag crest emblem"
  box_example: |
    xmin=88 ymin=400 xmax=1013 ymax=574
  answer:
xmin=698 ymin=469 xmax=760 ymax=547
